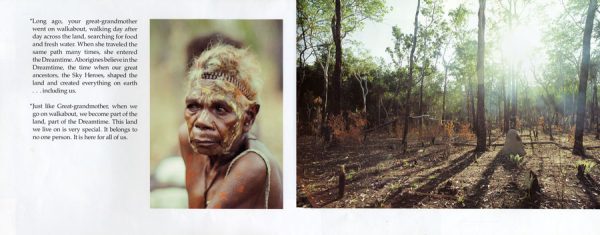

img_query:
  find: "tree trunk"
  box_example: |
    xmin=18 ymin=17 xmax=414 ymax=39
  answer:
xmin=419 ymin=65 xmax=425 ymax=119
xmin=549 ymin=113 xmax=555 ymax=141
xmin=503 ymin=75 xmax=510 ymax=133
xmin=466 ymin=83 xmax=471 ymax=124
xmin=323 ymin=73 xmax=328 ymax=124
xmin=382 ymin=98 xmax=389 ymax=120
xmin=378 ymin=96 xmax=381 ymax=124
xmin=511 ymin=70 xmax=517 ymax=129
xmin=331 ymin=0 xmax=342 ymax=116
xmin=591 ymin=64 xmax=598 ymax=139
xmin=338 ymin=165 xmax=345 ymax=199
xmin=594 ymin=75 xmax=600 ymax=140
xmin=469 ymin=77 xmax=476 ymax=131
xmin=402 ymin=0 xmax=421 ymax=152
xmin=475 ymin=0 xmax=487 ymax=152
xmin=572 ymin=93 xmax=576 ymax=126
xmin=498 ymin=91 xmax=502 ymax=128
xmin=418 ymin=63 xmax=426 ymax=134
xmin=354 ymin=74 xmax=368 ymax=113
xmin=442 ymin=65 xmax=448 ymax=121
xmin=573 ymin=0 xmax=597 ymax=156
xmin=507 ymin=2 xmax=517 ymax=130
xmin=591 ymin=67 xmax=596 ymax=131
xmin=318 ymin=46 xmax=332 ymax=125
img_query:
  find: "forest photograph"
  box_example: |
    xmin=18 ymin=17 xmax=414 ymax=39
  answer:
xmin=297 ymin=0 xmax=600 ymax=208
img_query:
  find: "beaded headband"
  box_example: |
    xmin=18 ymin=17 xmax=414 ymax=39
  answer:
xmin=201 ymin=72 xmax=252 ymax=99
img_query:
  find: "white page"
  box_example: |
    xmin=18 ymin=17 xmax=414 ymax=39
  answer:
xmin=0 ymin=0 xmax=598 ymax=234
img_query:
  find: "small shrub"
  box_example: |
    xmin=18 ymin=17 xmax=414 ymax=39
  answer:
xmin=457 ymin=122 xmax=475 ymax=141
xmin=347 ymin=111 xmax=367 ymax=141
xmin=329 ymin=114 xmax=346 ymax=139
xmin=346 ymin=169 xmax=358 ymax=181
xmin=509 ymin=154 xmax=523 ymax=165
xmin=576 ymin=159 xmax=597 ymax=175
xmin=456 ymin=195 xmax=465 ymax=206
xmin=443 ymin=121 xmax=455 ymax=140
xmin=327 ymin=111 xmax=368 ymax=144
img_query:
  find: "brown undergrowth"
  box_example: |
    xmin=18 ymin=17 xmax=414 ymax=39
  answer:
xmin=297 ymin=128 xmax=600 ymax=208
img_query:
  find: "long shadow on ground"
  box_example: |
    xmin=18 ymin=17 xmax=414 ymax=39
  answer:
xmin=388 ymin=150 xmax=478 ymax=207
xmin=305 ymin=148 xmax=450 ymax=208
xmin=462 ymin=152 xmax=503 ymax=208
xmin=463 ymin=151 xmax=542 ymax=208
xmin=577 ymin=171 xmax=600 ymax=209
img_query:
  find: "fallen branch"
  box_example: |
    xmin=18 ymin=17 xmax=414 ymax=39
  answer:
xmin=363 ymin=118 xmax=397 ymax=134
xmin=518 ymin=141 xmax=571 ymax=150
xmin=362 ymin=119 xmax=398 ymax=143
xmin=450 ymin=142 xmax=476 ymax=147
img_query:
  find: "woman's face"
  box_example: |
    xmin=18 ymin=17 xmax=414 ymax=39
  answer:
xmin=184 ymin=79 xmax=250 ymax=156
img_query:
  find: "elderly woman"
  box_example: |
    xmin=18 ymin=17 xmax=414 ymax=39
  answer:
xmin=178 ymin=44 xmax=282 ymax=209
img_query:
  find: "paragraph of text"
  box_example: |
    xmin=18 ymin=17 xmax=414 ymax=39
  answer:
xmin=30 ymin=102 xmax=139 ymax=141
xmin=30 ymin=18 xmax=140 ymax=95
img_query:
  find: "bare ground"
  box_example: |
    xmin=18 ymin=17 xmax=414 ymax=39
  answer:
xmin=297 ymin=130 xmax=600 ymax=208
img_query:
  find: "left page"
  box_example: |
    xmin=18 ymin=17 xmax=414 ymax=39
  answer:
xmin=0 ymin=0 xmax=297 ymax=234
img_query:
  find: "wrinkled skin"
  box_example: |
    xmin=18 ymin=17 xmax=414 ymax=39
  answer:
xmin=184 ymin=79 xmax=253 ymax=158
xmin=179 ymin=79 xmax=283 ymax=209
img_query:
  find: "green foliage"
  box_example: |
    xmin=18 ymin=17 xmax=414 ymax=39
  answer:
xmin=386 ymin=26 xmax=414 ymax=67
xmin=448 ymin=4 xmax=469 ymax=29
xmin=297 ymin=0 xmax=390 ymax=61
xmin=346 ymin=169 xmax=358 ymax=181
xmin=416 ymin=0 xmax=448 ymax=64
xmin=538 ymin=0 xmax=588 ymax=118
xmin=456 ymin=195 xmax=465 ymax=206
xmin=576 ymin=159 xmax=597 ymax=174
xmin=509 ymin=154 xmax=524 ymax=165
xmin=345 ymin=49 xmax=378 ymax=82
xmin=410 ymin=182 xmax=419 ymax=190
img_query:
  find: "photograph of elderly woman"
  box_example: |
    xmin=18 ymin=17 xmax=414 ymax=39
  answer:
xmin=150 ymin=20 xmax=283 ymax=209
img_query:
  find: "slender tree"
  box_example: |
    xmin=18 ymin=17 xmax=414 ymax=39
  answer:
xmin=442 ymin=58 xmax=448 ymax=121
xmin=442 ymin=5 xmax=468 ymax=121
xmin=592 ymin=64 xmax=600 ymax=140
xmin=346 ymin=50 xmax=377 ymax=113
xmin=402 ymin=0 xmax=421 ymax=152
xmin=331 ymin=0 xmax=342 ymax=115
xmin=476 ymin=0 xmax=487 ymax=151
xmin=573 ymin=0 xmax=597 ymax=156
xmin=591 ymin=63 xmax=597 ymax=137
xmin=503 ymin=73 xmax=509 ymax=133
xmin=416 ymin=0 xmax=444 ymax=122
